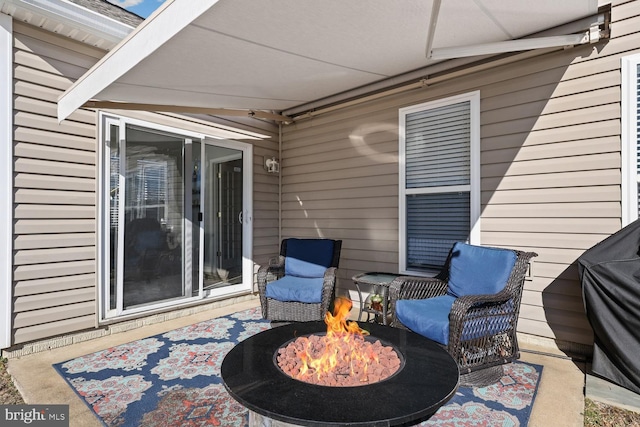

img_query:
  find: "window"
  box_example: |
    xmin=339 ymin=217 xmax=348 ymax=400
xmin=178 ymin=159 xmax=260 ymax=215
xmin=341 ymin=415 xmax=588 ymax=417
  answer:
xmin=622 ymin=54 xmax=640 ymax=226
xmin=399 ymin=92 xmax=480 ymax=274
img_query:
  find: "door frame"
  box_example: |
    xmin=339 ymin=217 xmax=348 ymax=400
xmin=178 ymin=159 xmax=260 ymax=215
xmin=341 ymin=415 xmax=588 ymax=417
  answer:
xmin=98 ymin=113 xmax=253 ymax=322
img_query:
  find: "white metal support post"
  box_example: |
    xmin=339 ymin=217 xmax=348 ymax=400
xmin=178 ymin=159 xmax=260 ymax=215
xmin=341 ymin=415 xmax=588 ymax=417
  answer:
xmin=0 ymin=13 xmax=13 ymax=350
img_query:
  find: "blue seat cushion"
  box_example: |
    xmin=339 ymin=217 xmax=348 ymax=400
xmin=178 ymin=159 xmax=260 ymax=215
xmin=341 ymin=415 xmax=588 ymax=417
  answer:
xmin=447 ymin=243 xmax=517 ymax=298
xmin=284 ymin=239 xmax=335 ymax=278
xmin=396 ymin=295 xmax=456 ymax=345
xmin=396 ymin=295 xmax=513 ymax=346
xmin=264 ymin=275 xmax=324 ymax=303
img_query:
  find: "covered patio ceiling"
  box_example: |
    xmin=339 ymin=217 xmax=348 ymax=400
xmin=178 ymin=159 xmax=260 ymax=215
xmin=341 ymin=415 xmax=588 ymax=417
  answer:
xmin=58 ymin=0 xmax=600 ymax=124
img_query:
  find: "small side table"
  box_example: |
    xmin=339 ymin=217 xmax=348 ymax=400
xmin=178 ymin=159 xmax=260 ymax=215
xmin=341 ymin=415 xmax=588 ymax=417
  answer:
xmin=352 ymin=272 xmax=400 ymax=325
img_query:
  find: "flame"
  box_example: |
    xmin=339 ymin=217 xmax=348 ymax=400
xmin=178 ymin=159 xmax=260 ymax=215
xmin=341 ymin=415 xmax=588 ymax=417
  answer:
xmin=282 ymin=296 xmax=391 ymax=385
xmin=324 ymin=296 xmax=370 ymax=336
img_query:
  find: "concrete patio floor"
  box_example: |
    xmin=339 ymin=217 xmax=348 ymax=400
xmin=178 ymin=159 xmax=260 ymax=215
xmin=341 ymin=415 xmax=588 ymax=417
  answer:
xmin=6 ymin=298 xmax=588 ymax=426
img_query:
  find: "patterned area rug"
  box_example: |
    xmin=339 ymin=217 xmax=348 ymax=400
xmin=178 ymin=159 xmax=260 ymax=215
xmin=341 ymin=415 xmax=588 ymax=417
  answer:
xmin=53 ymin=307 xmax=542 ymax=426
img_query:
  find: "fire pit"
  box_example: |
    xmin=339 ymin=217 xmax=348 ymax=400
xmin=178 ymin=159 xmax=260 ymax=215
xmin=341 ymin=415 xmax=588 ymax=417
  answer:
xmin=221 ymin=300 xmax=459 ymax=426
xmin=276 ymin=332 xmax=403 ymax=387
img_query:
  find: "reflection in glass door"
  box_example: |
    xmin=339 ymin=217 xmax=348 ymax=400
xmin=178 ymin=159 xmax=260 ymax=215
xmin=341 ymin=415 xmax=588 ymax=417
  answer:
xmin=109 ymin=125 xmax=195 ymax=311
xmin=201 ymin=145 xmax=244 ymax=292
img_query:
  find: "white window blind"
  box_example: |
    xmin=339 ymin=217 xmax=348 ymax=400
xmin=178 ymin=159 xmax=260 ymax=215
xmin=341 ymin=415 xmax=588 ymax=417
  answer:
xmin=406 ymin=193 xmax=470 ymax=269
xmin=405 ymin=102 xmax=471 ymax=189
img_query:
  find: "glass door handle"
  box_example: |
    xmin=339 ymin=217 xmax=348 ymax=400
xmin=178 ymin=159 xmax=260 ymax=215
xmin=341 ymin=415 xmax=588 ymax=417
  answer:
xmin=238 ymin=211 xmax=243 ymax=224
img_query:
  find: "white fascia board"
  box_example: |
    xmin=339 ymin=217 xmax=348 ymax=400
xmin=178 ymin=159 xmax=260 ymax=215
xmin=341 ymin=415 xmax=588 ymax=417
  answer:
xmin=2 ymin=0 xmax=134 ymax=42
xmin=0 ymin=13 xmax=12 ymax=350
xmin=57 ymin=0 xmax=221 ymax=122
xmin=429 ymin=33 xmax=587 ymax=60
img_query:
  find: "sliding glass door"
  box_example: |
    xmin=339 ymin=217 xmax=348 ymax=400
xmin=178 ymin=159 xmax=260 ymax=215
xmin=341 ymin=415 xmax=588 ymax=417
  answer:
xmin=102 ymin=116 xmax=252 ymax=319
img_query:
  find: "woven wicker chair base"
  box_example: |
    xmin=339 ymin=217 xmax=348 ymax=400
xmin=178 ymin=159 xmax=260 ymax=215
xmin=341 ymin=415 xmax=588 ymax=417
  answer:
xmin=264 ymin=299 xmax=324 ymax=322
xmin=459 ymin=365 xmax=504 ymax=387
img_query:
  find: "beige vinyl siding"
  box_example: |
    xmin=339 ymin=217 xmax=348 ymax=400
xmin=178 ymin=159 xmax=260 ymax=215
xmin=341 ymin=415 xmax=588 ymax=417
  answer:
xmin=281 ymin=2 xmax=637 ymax=350
xmin=12 ymin=22 xmax=102 ymax=344
xmin=10 ymin=21 xmax=279 ymax=346
xmin=251 ymin=137 xmax=281 ymax=263
xmin=282 ymin=112 xmax=400 ymax=283
xmin=479 ymin=0 xmax=634 ymax=347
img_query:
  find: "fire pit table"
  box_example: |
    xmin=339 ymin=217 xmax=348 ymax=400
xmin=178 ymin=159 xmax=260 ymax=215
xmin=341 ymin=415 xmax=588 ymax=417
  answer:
xmin=221 ymin=321 xmax=459 ymax=427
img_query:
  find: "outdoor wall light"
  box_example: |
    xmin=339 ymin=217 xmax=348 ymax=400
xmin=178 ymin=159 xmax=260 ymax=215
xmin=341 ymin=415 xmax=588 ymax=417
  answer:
xmin=264 ymin=156 xmax=280 ymax=174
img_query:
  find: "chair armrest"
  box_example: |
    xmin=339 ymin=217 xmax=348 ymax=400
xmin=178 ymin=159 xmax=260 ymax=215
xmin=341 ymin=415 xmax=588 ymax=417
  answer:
xmin=320 ymin=267 xmax=338 ymax=311
xmin=257 ymin=258 xmax=285 ymax=293
xmin=447 ymin=291 xmax=519 ymax=355
xmin=322 ymin=267 xmax=338 ymax=291
xmin=323 ymin=266 xmax=337 ymax=281
xmin=453 ymin=289 xmax=514 ymax=309
xmin=388 ymin=276 xmax=448 ymax=328
xmin=388 ymin=276 xmax=448 ymax=301
xmin=258 ymin=255 xmax=284 ymax=274
xmin=269 ymin=255 xmax=284 ymax=267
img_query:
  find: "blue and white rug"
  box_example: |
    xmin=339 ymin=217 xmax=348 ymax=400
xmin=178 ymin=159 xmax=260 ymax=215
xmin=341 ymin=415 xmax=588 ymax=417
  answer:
xmin=53 ymin=307 xmax=542 ymax=426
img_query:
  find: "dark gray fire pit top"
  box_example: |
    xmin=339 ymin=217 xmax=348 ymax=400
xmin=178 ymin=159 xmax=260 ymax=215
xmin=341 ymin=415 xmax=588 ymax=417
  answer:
xmin=221 ymin=321 xmax=459 ymax=427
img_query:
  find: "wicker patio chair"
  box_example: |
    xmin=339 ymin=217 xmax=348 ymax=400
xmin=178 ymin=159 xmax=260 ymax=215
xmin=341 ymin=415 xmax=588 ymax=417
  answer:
xmin=257 ymin=238 xmax=342 ymax=322
xmin=389 ymin=242 xmax=537 ymax=386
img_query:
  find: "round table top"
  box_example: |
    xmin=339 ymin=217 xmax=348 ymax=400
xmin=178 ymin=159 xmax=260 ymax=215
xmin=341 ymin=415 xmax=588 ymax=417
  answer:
xmin=351 ymin=272 xmax=400 ymax=286
xmin=221 ymin=321 xmax=459 ymax=427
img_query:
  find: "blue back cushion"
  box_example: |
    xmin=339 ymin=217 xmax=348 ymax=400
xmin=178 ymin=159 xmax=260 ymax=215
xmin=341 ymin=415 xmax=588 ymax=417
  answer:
xmin=447 ymin=243 xmax=517 ymax=297
xmin=284 ymin=239 xmax=335 ymax=278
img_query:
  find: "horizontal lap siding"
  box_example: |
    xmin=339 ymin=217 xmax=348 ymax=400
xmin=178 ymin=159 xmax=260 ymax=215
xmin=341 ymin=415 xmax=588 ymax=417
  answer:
xmin=281 ymin=2 xmax=638 ymax=350
xmin=251 ymin=139 xmax=281 ymax=268
xmin=480 ymin=0 xmax=639 ymax=347
xmin=12 ymin=23 xmax=102 ymax=344
xmin=282 ymin=110 xmax=400 ymax=285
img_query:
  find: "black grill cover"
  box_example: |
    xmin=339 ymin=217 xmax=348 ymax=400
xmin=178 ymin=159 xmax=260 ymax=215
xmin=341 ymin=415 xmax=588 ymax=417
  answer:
xmin=578 ymin=219 xmax=640 ymax=394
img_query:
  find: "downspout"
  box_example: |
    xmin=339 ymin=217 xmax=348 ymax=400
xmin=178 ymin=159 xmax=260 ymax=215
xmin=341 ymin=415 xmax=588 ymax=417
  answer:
xmin=278 ymin=123 xmax=282 ymax=243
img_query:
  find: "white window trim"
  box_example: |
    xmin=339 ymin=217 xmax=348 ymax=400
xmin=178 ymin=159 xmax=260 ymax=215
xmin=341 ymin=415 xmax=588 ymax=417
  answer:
xmin=622 ymin=54 xmax=640 ymax=226
xmin=0 ymin=14 xmax=12 ymax=350
xmin=398 ymin=91 xmax=481 ymax=275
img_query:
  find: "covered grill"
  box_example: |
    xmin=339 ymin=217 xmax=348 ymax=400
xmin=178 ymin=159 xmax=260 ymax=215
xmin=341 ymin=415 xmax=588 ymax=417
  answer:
xmin=578 ymin=219 xmax=640 ymax=394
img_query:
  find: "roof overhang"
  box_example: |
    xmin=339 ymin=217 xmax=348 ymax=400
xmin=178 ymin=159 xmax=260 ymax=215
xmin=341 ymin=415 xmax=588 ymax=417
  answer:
xmin=57 ymin=0 xmax=602 ymax=123
xmin=0 ymin=0 xmax=136 ymax=50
